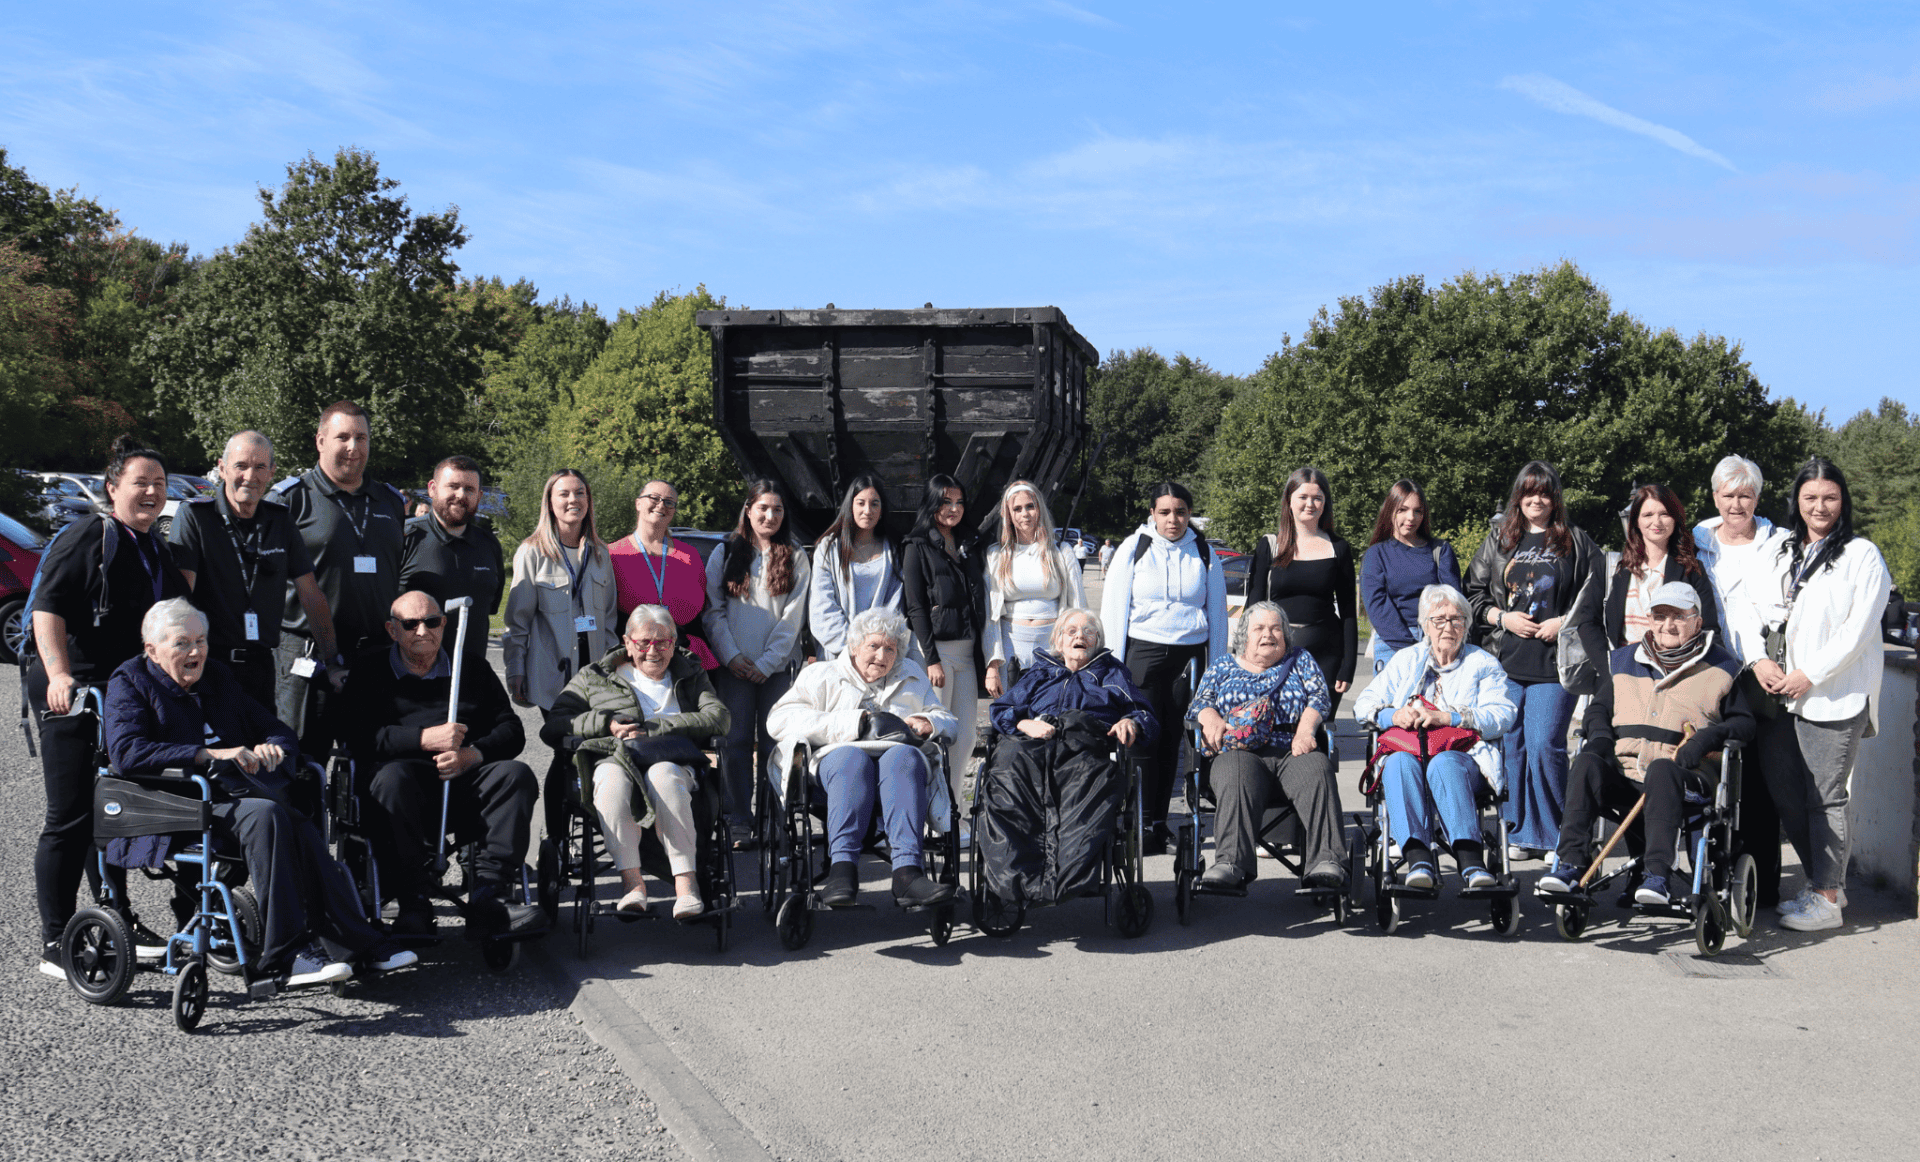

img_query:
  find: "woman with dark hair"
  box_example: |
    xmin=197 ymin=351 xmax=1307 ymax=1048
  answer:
xmin=1603 ymin=483 xmax=1720 ymax=649
xmin=1360 ymin=480 xmax=1463 ymax=675
xmin=810 ymin=474 xmax=904 ymax=661
xmin=901 ymin=474 xmax=984 ymax=813
xmin=1100 ymin=481 xmax=1227 ymax=851
xmin=701 ymin=480 xmax=809 ymax=836
xmin=1753 ymin=458 xmax=1891 ymax=932
xmin=1246 ymin=468 xmax=1357 ymax=712
xmin=28 ymin=434 xmax=191 ymax=977
xmin=610 ymin=478 xmax=716 ymax=670
xmin=1464 ymin=461 xmax=1605 ymax=859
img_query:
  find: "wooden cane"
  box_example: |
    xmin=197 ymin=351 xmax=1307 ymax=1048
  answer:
xmin=1578 ymin=792 xmax=1647 ymax=888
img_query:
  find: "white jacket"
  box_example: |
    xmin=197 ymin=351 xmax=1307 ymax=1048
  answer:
xmin=500 ymin=540 xmax=620 ymax=709
xmin=701 ymin=544 xmax=809 ymax=675
xmin=1100 ymin=524 xmax=1228 ymax=664
xmin=766 ymin=653 xmax=958 ymax=809
xmin=1692 ymin=516 xmax=1789 ymax=667
xmin=1352 ymin=641 xmax=1520 ymax=791
xmin=981 ymin=540 xmax=1087 ymax=665
xmin=1761 ymin=534 xmax=1892 ymax=733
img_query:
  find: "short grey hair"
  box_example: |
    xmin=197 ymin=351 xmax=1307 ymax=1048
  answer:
xmin=1232 ymin=600 xmax=1289 ymax=656
xmin=1710 ymin=455 xmax=1763 ymax=497
xmin=1049 ymin=607 xmax=1102 ymax=653
xmin=220 ymin=429 xmax=273 ymax=465
xmin=624 ymin=604 xmax=676 ymax=639
xmin=1417 ymin=585 xmax=1472 ymax=639
xmin=142 ymin=598 xmax=208 ymax=645
xmin=848 ymin=607 xmax=911 ymax=655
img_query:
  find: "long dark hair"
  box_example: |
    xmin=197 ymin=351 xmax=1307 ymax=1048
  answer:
xmin=104 ymin=433 xmax=168 ymax=488
xmin=1620 ymin=483 xmax=1700 ymax=580
xmin=1780 ymin=457 xmax=1856 ymax=579
xmin=1148 ymin=481 xmax=1194 ymax=510
xmin=818 ymin=474 xmax=892 ymax=569
xmin=722 ymin=479 xmax=796 ymax=598
xmin=909 ymin=474 xmax=967 ymax=543
xmin=1497 ymin=460 xmax=1572 ymax=556
xmin=1367 ymin=479 xmax=1431 ymax=548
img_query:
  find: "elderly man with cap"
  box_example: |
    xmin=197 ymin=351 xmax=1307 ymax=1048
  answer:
xmin=170 ymin=430 xmax=346 ymax=696
xmin=1538 ymin=581 xmax=1756 ymax=905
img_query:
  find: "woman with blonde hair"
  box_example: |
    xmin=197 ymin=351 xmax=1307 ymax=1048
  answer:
xmin=981 ymin=480 xmax=1085 ymax=698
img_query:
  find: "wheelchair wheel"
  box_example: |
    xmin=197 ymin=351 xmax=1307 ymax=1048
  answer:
xmin=929 ymin=904 xmax=955 ymax=947
xmin=1375 ymin=892 xmax=1401 ymax=934
xmin=1693 ymin=898 xmax=1726 ymax=957
xmin=976 ymin=890 xmax=1023 ymax=937
xmin=172 ymin=958 xmax=209 ymax=1033
xmin=1330 ymin=888 xmax=1349 ymax=927
xmin=482 ymin=937 xmax=521 ymax=973
xmin=714 ymin=905 xmax=731 ymax=954
xmin=1116 ymin=883 xmax=1154 ymax=939
xmin=1490 ymin=894 xmax=1520 ymax=936
xmin=775 ymin=892 xmax=813 ymax=951
xmin=536 ymin=840 xmax=561 ymax=921
xmin=62 ymin=907 xmax=137 ymax=1005
xmin=1728 ymin=853 xmax=1758 ymax=938
xmin=1174 ymin=868 xmax=1195 ymax=926
xmin=209 ymin=887 xmax=262 ymax=977
xmin=1553 ymin=903 xmax=1589 ymax=941
xmin=1346 ymin=832 xmax=1369 ymax=912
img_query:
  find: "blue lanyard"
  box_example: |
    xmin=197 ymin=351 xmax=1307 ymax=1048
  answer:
xmin=631 ymin=534 xmax=672 ymax=602
xmin=559 ymin=541 xmax=586 ymax=600
xmin=117 ymin=520 xmax=163 ymax=602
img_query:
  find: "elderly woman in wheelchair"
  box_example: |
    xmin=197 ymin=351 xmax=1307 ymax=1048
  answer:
xmin=1190 ymin=601 xmax=1344 ymax=894
xmin=767 ymin=608 xmax=959 ymax=909
xmin=104 ymin=598 xmax=416 ymax=990
xmin=546 ymin=604 xmax=730 ymax=921
xmin=978 ymin=608 xmax=1155 ymax=908
xmin=1352 ymin=585 xmax=1520 ymax=895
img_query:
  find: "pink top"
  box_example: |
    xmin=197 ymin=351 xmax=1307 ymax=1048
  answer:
xmin=611 ymin=534 xmax=718 ymax=670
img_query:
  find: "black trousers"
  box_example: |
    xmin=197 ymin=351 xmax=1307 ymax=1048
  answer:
xmin=1737 ymin=715 xmax=1788 ymax=908
xmin=29 ymin=661 xmax=107 ymax=945
xmin=1210 ymin=746 xmax=1342 ymax=879
xmin=273 ymin=637 xmax=335 ymax=762
xmin=210 ymin=792 xmax=386 ymax=968
xmin=1555 ymin=752 xmax=1689 ymax=879
xmin=367 ymin=758 xmax=538 ymax=901
xmin=1123 ymin=639 xmax=1207 ymax=824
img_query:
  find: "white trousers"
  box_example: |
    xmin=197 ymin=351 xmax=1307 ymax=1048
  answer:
xmin=932 ymin=638 xmax=978 ymax=805
xmin=592 ymin=760 xmax=699 ymax=876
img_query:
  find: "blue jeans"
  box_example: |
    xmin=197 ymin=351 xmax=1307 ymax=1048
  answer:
xmin=716 ymin=669 xmax=792 ymax=821
xmin=816 ymin=745 xmax=929 ymax=868
xmin=1370 ymin=636 xmax=1401 ymax=674
xmin=1501 ymin=679 xmax=1574 ymax=851
xmin=1381 ymin=750 xmax=1487 ymax=858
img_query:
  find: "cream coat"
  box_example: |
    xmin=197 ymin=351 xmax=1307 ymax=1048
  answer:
xmin=765 ymin=652 xmax=958 ymax=808
xmin=501 ymin=540 xmax=621 ymax=709
xmin=1761 ymin=535 xmax=1892 ymax=733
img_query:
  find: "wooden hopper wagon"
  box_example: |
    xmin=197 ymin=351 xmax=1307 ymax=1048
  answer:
xmin=695 ymin=307 xmax=1096 ymax=539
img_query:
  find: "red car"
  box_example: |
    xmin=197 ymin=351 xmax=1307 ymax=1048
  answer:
xmin=0 ymin=512 xmax=46 ymax=663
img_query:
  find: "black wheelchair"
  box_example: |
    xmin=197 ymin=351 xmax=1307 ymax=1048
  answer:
xmin=1355 ymin=723 xmax=1522 ymax=936
xmin=1537 ymin=739 xmax=1756 ymax=957
xmin=760 ymin=739 xmax=962 ymax=950
xmin=966 ymin=717 xmax=1149 ymax=941
xmin=534 ymin=728 xmax=739 ymax=956
xmin=58 ymin=687 xmax=276 ymax=1031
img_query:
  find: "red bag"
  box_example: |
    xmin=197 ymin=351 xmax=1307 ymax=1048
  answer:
xmin=1362 ymin=697 xmax=1479 ymax=793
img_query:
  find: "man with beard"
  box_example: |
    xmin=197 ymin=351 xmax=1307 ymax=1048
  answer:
xmin=399 ymin=456 xmax=504 ymax=668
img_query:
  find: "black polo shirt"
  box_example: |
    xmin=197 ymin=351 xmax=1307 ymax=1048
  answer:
xmin=269 ymin=467 xmax=408 ymax=655
xmin=30 ymin=513 xmax=190 ymax=681
xmin=399 ymin=512 xmax=505 ymax=662
xmin=168 ymin=489 xmax=315 ymax=657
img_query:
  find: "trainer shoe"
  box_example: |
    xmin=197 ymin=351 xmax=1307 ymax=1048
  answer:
xmin=362 ymin=944 xmax=419 ymax=973
xmin=1634 ymin=875 xmax=1672 ymax=906
xmin=1537 ymin=865 xmax=1585 ymax=895
xmin=1777 ymin=887 xmax=1847 ymax=915
xmin=284 ymin=946 xmax=353 ymax=988
xmin=38 ymin=941 xmax=65 ymax=980
xmin=131 ymin=919 xmax=171 ymax=963
xmin=1462 ymin=866 xmax=1497 ymax=891
xmin=1780 ymin=892 xmax=1843 ymax=931
xmin=1403 ymin=863 xmax=1437 ymax=891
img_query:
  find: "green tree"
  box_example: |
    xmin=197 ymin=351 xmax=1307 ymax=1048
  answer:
xmin=1081 ymin=348 xmax=1240 ymax=541
xmin=143 ymin=148 xmax=478 ymax=479
xmin=0 ymin=242 xmax=74 ymax=518
xmin=1827 ymin=400 xmax=1920 ymax=595
xmin=1207 ymin=262 xmax=1816 ymax=560
xmin=474 ymin=296 xmax=611 ymax=470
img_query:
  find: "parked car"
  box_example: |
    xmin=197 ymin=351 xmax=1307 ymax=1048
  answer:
xmin=668 ymin=527 xmax=729 ymax=566
xmin=170 ymin=473 xmax=215 ymax=497
xmin=1223 ymin=553 xmax=1252 ymax=609
xmin=29 ymin=472 xmax=105 ymax=529
xmin=0 ymin=511 xmax=46 ymax=663
xmin=1206 ymin=538 xmax=1243 ymax=560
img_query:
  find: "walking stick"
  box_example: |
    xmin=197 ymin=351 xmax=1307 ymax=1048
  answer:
xmin=433 ymin=596 xmax=474 ymax=876
xmin=1578 ymin=792 xmax=1647 ymax=889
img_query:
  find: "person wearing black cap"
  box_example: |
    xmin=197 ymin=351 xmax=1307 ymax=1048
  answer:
xmin=267 ymin=401 xmax=409 ymax=757
xmin=398 ymin=455 xmax=504 ymax=668
xmin=170 ymin=430 xmax=345 ymax=696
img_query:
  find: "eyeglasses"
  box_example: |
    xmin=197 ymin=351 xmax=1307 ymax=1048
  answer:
xmin=627 ymin=637 xmax=675 ymax=652
xmin=640 ymin=494 xmax=678 ymax=510
xmin=1426 ymin=616 xmax=1466 ymax=629
xmin=1648 ymin=610 xmax=1699 ymax=624
xmin=394 ymin=616 xmax=445 ymax=631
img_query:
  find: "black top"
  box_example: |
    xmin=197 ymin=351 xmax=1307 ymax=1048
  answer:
xmin=900 ymin=528 xmax=983 ymax=665
xmin=335 ymin=644 xmax=525 ymax=765
xmin=30 ymin=514 xmax=189 ymax=681
xmin=1245 ymin=536 xmax=1358 ymax=684
xmin=399 ymin=512 xmax=505 ymax=662
xmin=269 ymin=467 xmax=409 ymax=654
xmin=169 ymin=490 xmax=315 ymax=656
xmin=1602 ymin=555 xmax=1723 ymax=650
xmin=1498 ymin=531 xmax=1566 ymax=684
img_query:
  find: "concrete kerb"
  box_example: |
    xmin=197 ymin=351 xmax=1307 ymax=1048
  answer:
xmin=531 ymin=946 xmax=770 ymax=1162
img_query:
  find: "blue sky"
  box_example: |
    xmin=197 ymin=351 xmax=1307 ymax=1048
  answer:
xmin=5 ymin=2 xmax=1915 ymax=424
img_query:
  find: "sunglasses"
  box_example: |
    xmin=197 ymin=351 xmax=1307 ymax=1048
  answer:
xmin=394 ymin=616 xmax=445 ymax=631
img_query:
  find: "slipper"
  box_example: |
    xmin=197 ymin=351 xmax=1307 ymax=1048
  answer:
xmin=672 ymin=894 xmax=705 ymax=920
xmin=1462 ymin=866 xmax=1497 ymax=891
xmin=1403 ymin=863 xmax=1437 ymax=891
xmin=615 ymin=886 xmax=650 ymax=915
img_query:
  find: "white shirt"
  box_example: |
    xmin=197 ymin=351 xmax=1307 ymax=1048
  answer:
xmin=615 ymin=663 xmax=681 ymax=719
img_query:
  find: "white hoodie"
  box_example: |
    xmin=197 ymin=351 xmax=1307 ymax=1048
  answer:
xmin=1100 ymin=522 xmax=1228 ymax=664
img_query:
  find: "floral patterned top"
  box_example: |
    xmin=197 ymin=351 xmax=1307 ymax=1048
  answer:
xmin=1189 ymin=649 xmax=1332 ymax=752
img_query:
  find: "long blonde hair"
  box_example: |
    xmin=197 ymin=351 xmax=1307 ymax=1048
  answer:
xmin=524 ymin=469 xmax=608 ymax=566
xmin=992 ymin=480 xmax=1067 ymax=593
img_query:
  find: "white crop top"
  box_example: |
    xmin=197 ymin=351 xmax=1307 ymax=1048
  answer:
xmin=1005 ymin=543 xmax=1064 ymax=620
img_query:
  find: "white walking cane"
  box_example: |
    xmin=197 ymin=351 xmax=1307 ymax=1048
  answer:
xmin=433 ymin=596 xmax=475 ymax=876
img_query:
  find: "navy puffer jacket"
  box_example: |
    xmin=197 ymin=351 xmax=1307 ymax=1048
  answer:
xmin=989 ymin=648 xmax=1158 ymax=743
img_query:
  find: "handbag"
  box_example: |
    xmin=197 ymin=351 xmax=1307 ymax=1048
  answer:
xmin=623 ymin=733 xmax=710 ymax=770
xmin=1363 ymin=696 xmax=1479 ymax=791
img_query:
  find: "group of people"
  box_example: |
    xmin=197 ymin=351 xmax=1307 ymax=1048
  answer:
xmin=22 ymin=397 xmax=1891 ymax=994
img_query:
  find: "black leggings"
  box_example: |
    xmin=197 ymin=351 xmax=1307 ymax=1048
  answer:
xmin=1123 ymin=639 xmax=1208 ymax=825
xmin=29 ymin=662 xmax=113 ymax=945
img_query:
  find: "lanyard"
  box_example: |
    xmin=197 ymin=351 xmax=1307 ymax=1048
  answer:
xmin=118 ymin=520 xmax=163 ymax=602
xmin=329 ymin=489 xmax=370 ymax=546
xmin=221 ymin=512 xmax=263 ymax=607
xmin=632 ymin=533 xmax=672 ymax=602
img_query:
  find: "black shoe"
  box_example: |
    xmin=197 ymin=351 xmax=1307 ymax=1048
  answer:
xmin=1200 ymin=862 xmax=1245 ymax=890
xmin=1303 ymin=860 xmax=1346 ymax=891
xmin=130 ymin=918 xmax=171 ymax=963
xmin=392 ymin=897 xmax=436 ymax=936
xmin=892 ymin=866 xmax=957 ymax=907
xmin=38 ymin=941 xmax=64 ymax=980
xmin=821 ymin=861 xmax=860 ymax=908
xmin=1142 ymin=822 xmax=1170 ymax=857
xmin=468 ymin=883 xmax=551 ymax=939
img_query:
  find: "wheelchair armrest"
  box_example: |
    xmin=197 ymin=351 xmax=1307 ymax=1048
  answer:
xmin=104 ymin=764 xmax=201 ymax=783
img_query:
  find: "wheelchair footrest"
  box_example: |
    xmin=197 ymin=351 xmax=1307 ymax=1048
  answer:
xmin=1457 ymin=884 xmax=1518 ymax=900
xmin=1193 ymin=884 xmax=1249 ymax=899
xmin=1383 ymin=884 xmax=1439 ymax=901
xmin=248 ymin=977 xmax=282 ymax=1000
xmin=676 ymin=899 xmax=740 ymax=924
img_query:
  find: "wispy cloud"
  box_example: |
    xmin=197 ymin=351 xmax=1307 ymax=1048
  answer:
xmin=1038 ymin=1 xmax=1122 ymax=30
xmin=1499 ymin=73 xmax=1737 ymax=171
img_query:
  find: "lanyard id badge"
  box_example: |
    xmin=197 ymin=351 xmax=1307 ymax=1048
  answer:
xmin=574 ymin=614 xmax=597 ymax=633
xmin=354 ymin=555 xmax=378 ymax=573
xmin=243 ymin=611 xmax=261 ymax=641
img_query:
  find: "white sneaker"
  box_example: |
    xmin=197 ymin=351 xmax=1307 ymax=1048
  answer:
xmin=1780 ymin=892 xmax=1842 ymax=932
xmin=1508 ymin=844 xmax=1535 ymax=863
xmin=1777 ymin=887 xmax=1848 ymax=915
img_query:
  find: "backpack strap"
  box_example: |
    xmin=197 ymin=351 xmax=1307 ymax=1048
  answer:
xmin=1133 ymin=532 xmax=1212 ymax=568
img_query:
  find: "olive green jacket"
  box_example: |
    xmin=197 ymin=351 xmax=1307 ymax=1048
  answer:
xmin=546 ymin=646 xmax=729 ymax=825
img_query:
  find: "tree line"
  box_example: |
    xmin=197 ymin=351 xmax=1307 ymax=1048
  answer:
xmin=3 ymin=145 xmax=1912 ymax=594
